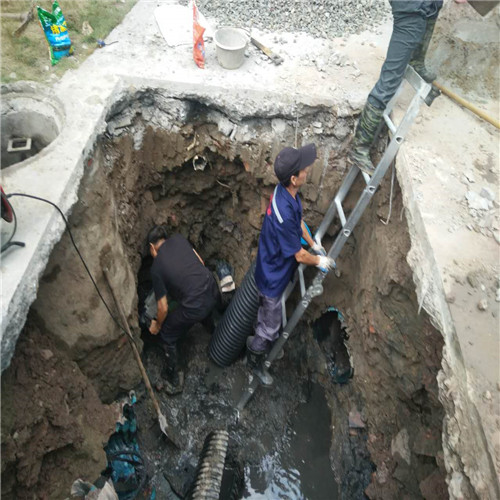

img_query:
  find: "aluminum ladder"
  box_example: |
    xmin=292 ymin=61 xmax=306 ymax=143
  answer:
xmin=236 ymin=66 xmax=438 ymax=412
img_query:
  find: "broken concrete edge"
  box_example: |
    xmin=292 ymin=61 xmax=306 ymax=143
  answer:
xmin=0 ymin=85 xmax=113 ymax=371
xmin=0 ymin=75 xmax=353 ymax=373
xmin=112 ymin=76 xmax=349 ymax=122
xmin=396 ymin=149 xmax=500 ymax=499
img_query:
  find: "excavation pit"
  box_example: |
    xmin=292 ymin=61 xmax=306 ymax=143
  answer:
xmin=2 ymin=0 xmax=500 ymax=496
xmin=0 ymin=89 xmax=449 ymax=499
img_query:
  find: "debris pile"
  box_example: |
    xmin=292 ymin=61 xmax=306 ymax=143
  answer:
xmin=463 ymin=175 xmax=500 ymax=243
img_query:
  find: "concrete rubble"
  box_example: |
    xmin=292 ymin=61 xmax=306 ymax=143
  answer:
xmin=1 ymin=0 xmax=499 ymax=498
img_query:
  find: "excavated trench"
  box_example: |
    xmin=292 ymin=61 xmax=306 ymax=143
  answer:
xmin=1 ymin=90 xmax=447 ymax=499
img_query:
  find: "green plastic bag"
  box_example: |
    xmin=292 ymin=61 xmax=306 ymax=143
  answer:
xmin=37 ymin=1 xmax=73 ymax=65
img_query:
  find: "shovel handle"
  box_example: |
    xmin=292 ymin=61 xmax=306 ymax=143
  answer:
xmin=103 ymin=269 xmax=178 ymax=446
xmin=433 ymin=81 xmax=500 ymax=130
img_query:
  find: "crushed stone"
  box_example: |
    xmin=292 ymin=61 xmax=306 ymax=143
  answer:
xmin=185 ymin=0 xmax=390 ymax=38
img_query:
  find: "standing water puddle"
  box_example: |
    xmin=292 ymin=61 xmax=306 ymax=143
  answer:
xmin=243 ymin=383 xmax=339 ymax=499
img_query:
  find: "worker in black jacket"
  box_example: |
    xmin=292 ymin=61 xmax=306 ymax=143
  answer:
xmin=349 ymin=0 xmax=443 ymax=175
xmin=148 ymin=226 xmax=220 ymax=394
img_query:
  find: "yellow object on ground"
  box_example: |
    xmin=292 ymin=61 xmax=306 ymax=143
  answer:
xmin=433 ymin=81 xmax=500 ymax=130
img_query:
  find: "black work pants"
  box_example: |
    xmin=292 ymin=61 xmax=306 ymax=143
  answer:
xmin=368 ymin=13 xmax=427 ymax=109
xmin=159 ymin=276 xmax=220 ymax=346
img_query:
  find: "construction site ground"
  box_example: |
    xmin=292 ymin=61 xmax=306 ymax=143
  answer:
xmin=1 ymin=0 xmax=499 ymax=495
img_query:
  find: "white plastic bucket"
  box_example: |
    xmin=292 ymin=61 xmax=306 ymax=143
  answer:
xmin=214 ymin=27 xmax=247 ymax=70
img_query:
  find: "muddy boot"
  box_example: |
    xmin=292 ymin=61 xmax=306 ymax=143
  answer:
xmin=246 ymin=337 xmax=273 ymax=386
xmin=162 ymin=344 xmax=184 ymax=396
xmin=248 ymin=335 xmax=284 ymax=360
xmin=410 ymin=18 xmax=437 ymax=83
xmin=348 ymin=101 xmax=384 ymax=176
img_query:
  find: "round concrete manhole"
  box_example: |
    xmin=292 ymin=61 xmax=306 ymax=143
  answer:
xmin=1 ymin=83 xmax=64 ymax=170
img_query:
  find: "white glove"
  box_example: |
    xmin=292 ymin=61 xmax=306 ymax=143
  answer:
xmin=311 ymin=242 xmax=326 ymax=256
xmin=316 ymin=256 xmax=336 ymax=272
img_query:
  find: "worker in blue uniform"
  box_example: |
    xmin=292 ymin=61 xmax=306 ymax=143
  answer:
xmin=248 ymin=144 xmax=335 ymax=384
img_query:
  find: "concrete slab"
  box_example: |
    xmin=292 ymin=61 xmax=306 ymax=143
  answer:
xmin=1 ymin=0 xmax=498 ymax=495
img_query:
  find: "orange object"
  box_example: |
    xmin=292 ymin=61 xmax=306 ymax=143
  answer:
xmin=192 ymin=1 xmax=205 ymax=69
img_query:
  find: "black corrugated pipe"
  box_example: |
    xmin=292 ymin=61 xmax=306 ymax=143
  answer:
xmin=209 ymin=262 xmax=259 ymax=367
xmin=186 ymin=430 xmax=242 ymax=500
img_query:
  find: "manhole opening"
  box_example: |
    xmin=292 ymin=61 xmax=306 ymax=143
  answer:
xmin=1 ymin=91 xmax=63 ymax=170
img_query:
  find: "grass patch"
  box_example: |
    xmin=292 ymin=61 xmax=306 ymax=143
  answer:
xmin=1 ymin=0 xmax=137 ymax=83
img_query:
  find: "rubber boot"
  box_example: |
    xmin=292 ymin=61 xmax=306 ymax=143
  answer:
xmin=246 ymin=337 xmax=273 ymax=386
xmin=162 ymin=344 xmax=184 ymax=396
xmin=248 ymin=335 xmax=284 ymax=360
xmin=348 ymin=101 xmax=385 ymax=175
xmin=410 ymin=18 xmax=437 ymax=83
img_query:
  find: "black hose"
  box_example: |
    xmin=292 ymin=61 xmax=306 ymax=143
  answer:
xmin=209 ymin=262 xmax=260 ymax=367
xmin=6 ymin=193 xmax=126 ymax=334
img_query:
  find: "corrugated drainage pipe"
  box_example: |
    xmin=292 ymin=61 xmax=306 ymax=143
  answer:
xmin=186 ymin=430 xmax=242 ymax=500
xmin=209 ymin=262 xmax=259 ymax=367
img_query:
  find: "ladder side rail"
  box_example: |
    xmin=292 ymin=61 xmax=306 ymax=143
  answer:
xmin=236 ymin=376 xmax=259 ymax=411
xmin=298 ymin=266 xmax=306 ymax=296
xmin=266 ymin=274 xmax=326 ymax=367
xmin=281 ymin=294 xmax=287 ymax=328
xmin=327 ymin=90 xmax=427 ymax=262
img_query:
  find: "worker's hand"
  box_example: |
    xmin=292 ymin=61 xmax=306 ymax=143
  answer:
xmin=316 ymin=256 xmax=336 ymax=272
xmin=311 ymin=242 xmax=326 ymax=256
xmin=149 ymin=320 xmax=160 ymax=335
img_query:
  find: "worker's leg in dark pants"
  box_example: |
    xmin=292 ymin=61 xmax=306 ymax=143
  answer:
xmin=159 ymin=308 xmax=195 ymax=395
xmin=368 ymin=13 xmax=427 ymax=109
xmin=199 ymin=276 xmax=222 ymax=334
xmin=409 ymin=18 xmax=438 ymax=82
xmin=350 ymin=13 xmax=427 ymax=175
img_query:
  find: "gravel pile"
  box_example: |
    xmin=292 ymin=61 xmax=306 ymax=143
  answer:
xmin=188 ymin=0 xmax=390 ymax=38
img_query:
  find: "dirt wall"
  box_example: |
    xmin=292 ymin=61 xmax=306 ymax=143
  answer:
xmin=0 ymin=319 xmax=118 ymax=499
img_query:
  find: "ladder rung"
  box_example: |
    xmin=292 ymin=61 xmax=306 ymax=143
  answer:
xmin=361 ymin=170 xmax=371 ymax=184
xmin=335 ymin=197 xmax=346 ymax=227
xmin=383 ymin=112 xmax=397 ymax=134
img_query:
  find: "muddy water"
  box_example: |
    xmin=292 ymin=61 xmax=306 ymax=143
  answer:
xmin=243 ymin=383 xmax=339 ymax=500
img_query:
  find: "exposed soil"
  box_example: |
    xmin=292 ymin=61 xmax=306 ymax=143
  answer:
xmin=1 ymin=93 xmax=446 ymax=498
xmin=0 ymin=318 xmax=119 ymax=500
xmin=431 ymin=1 xmax=500 ymax=102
